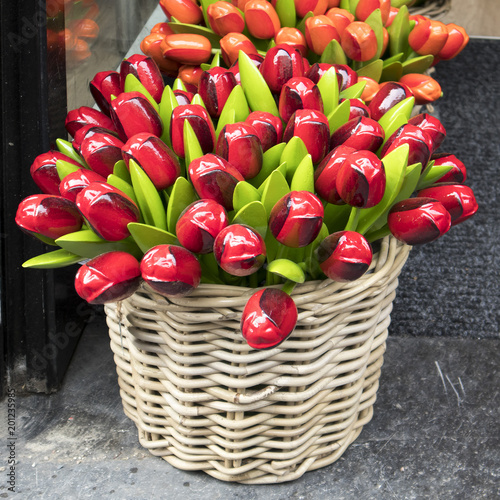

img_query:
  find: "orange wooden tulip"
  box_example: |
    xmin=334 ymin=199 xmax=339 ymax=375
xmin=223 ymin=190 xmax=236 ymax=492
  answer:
xmin=382 ymin=26 xmax=389 ymax=55
xmin=385 ymin=6 xmax=399 ymax=27
xmin=409 ymin=18 xmax=448 ymax=56
xmin=341 ymin=21 xmax=377 ymax=62
xmin=327 ymin=0 xmax=341 ymax=7
xmin=294 ymin=0 xmax=328 ymax=18
xmin=207 ymin=1 xmax=245 ymax=37
xmin=325 ymin=8 xmax=354 ymax=37
xmin=305 ymin=15 xmax=340 ymax=55
xmin=71 ymin=38 xmax=91 ymax=61
xmin=274 ymin=27 xmax=308 ymax=56
xmin=244 ymin=0 xmax=281 ymax=39
xmin=355 ymin=0 xmax=391 ymax=26
xmin=60 ymin=28 xmax=77 ymax=50
xmin=399 ymin=73 xmax=442 ymax=105
xmin=178 ymin=65 xmax=204 ymax=88
xmin=140 ymin=34 xmax=181 ymax=76
xmin=71 ymin=18 xmax=99 ymax=39
xmin=159 ymin=0 xmax=203 ymax=25
xmin=437 ymin=23 xmax=469 ymax=60
xmin=358 ymin=76 xmax=380 ymax=103
xmin=220 ymin=32 xmax=259 ymax=66
xmin=150 ymin=22 xmax=174 ymax=37
xmin=161 ymin=34 xmax=212 ymax=65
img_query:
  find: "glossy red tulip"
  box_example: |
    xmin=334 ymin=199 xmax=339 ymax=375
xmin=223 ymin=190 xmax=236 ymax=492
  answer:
xmin=244 ymin=111 xmax=283 ymax=152
xmin=72 ymin=124 xmax=120 ymax=155
xmin=110 ymin=91 xmax=163 ymax=142
xmin=336 ymin=150 xmax=385 ymax=208
xmin=173 ymin=89 xmax=194 ymax=105
xmin=120 ymin=54 xmax=165 ymax=104
xmin=341 ymin=21 xmax=377 ymax=62
xmin=269 ymin=191 xmax=324 ymax=248
xmin=207 ymin=1 xmax=245 ymax=37
xmin=417 ymin=184 xmax=478 ymax=226
xmin=279 ymin=77 xmax=324 ymax=124
xmin=314 ymin=145 xmax=355 ymax=205
xmin=122 ymin=133 xmax=181 ymax=190
xmin=259 ymin=44 xmax=305 ymax=95
xmin=74 ymin=251 xmax=141 ymax=304
xmin=140 ymin=33 xmax=182 ymax=77
xmin=159 ymin=0 xmax=203 ymax=25
xmin=65 ymin=106 xmax=116 ymax=137
xmin=198 ymin=67 xmax=238 ymax=119
xmin=333 ymin=64 xmax=358 ymax=91
xmin=16 ymin=194 xmax=83 ymax=240
xmin=160 ymin=34 xmax=212 ymax=66
xmin=30 ymin=151 xmax=81 ymax=195
xmin=170 ymin=104 xmax=215 ymax=158
xmin=325 ymin=7 xmax=354 ymax=37
xmin=387 ymin=197 xmax=451 ymax=245
xmin=329 ymin=116 xmax=385 ymax=153
xmin=283 ymin=109 xmax=330 ymax=164
xmin=305 ymin=62 xmax=334 ymax=85
xmin=295 ymin=0 xmax=328 ymax=18
xmin=355 ymin=0 xmax=390 ymax=25
xmin=368 ymin=82 xmax=413 ymax=121
xmin=89 ymin=70 xmax=122 ymax=115
xmin=244 ymin=0 xmax=281 ymax=40
xmin=409 ymin=18 xmax=448 ymax=56
xmin=316 ymin=230 xmax=373 ymax=282
xmin=76 ymin=182 xmax=140 ymax=241
xmin=381 ymin=124 xmax=433 ymax=171
xmin=176 ymin=199 xmax=229 ymax=254
xmin=188 ymin=153 xmax=245 ymax=211
xmin=213 ymin=224 xmax=266 ymax=276
xmin=274 ymin=28 xmax=308 ymax=57
xmin=399 ymin=73 xmax=442 ymax=105
xmin=344 ymin=98 xmax=371 ymax=120
xmin=408 ymin=113 xmax=446 ymax=153
xmin=241 ymin=288 xmax=297 ymax=349
xmin=141 ymin=244 xmax=201 ymax=296
xmin=216 ymin=123 xmax=263 ymax=180
xmin=437 ymin=23 xmax=469 ymax=60
xmin=220 ymin=33 xmax=259 ymax=67
xmin=429 ymin=153 xmax=467 ymax=184
xmin=59 ymin=168 xmax=107 ymax=203
xmin=80 ymin=130 xmax=125 ymax=178
xmin=305 ymin=15 xmax=341 ymax=56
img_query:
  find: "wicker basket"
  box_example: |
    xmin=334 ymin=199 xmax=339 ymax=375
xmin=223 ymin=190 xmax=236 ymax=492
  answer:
xmin=104 ymin=236 xmax=410 ymax=484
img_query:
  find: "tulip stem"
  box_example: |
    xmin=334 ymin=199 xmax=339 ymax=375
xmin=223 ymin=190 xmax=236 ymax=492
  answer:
xmin=344 ymin=206 xmax=360 ymax=232
xmin=281 ymin=280 xmax=297 ymax=296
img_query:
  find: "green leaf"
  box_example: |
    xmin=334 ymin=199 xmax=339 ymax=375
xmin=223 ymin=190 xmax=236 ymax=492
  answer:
xmin=233 ymin=181 xmax=261 ymax=213
xmin=364 ymin=9 xmax=384 ymax=62
xmin=291 ymin=154 xmax=314 ymax=193
xmin=320 ymin=39 xmax=348 ymax=65
xmin=323 ymin=203 xmax=352 ymax=234
xmin=56 ymin=230 xmax=142 ymax=259
xmin=166 ymin=176 xmax=197 ymax=234
xmin=124 ymin=73 xmax=159 ymax=112
xmin=129 ymin=160 xmax=167 ymax=230
xmin=377 ymin=96 xmax=415 ymax=136
xmin=216 ymin=108 xmax=236 ymax=140
xmin=339 ymin=81 xmax=367 ymax=100
xmin=168 ymin=20 xmax=222 ymax=47
xmin=327 ymin=99 xmax=351 ymax=135
xmin=401 ymin=55 xmax=434 ymax=75
xmin=380 ymin=61 xmax=403 ymax=83
xmin=113 ymin=160 xmax=131 ymax=183
xmin=106 ymin=174 xmax=139 ymax=207
xmin=23 ymin=249 xmax=83 ymax=269
xmin=56 ymin=138 xmax=85 ymax=166
xmin=238 ymin=51 xmax=279 ymax=116
xmin=388 ymin=5 xmax=410 ymax=58
xmin=317 ymin=67 xmax=339 ymax=116
xmin=191 ymin=93 xmax=206 ymax=108
xmin=275 ymin=0 xmax=296 ymax=27
xmin=159 ymin=85 xmax=178 ymax=147
xmin=183 ymin=119 xmax=204 ymax=168
xmin=232 ymin=201 xmax=268 ymax=238
xmin=173 ymin=78 xmax=186 ymax=91
xmin=210 ymin=51 xmax=221 ymax=68
xmin=199 ymin=252 xmax=224 ymax=284
xmin=379 ymin=113 xmax=407 ymax=151
xmin=260 ymin=170 xmax=290 ymax=217
xmin=356 ymin=59 xmax=383 ymax=82
xmin=249 ymin=142 xmax=286 ymax=188
xmin=127 ymin=222 xmax=178 ymax=253
xmin=382 ymin=52 xmax=404 ymax=66
xmin=417 ymin=162 xmax=454 ymax=190
xmin=216 ymin=85 xmax=250 ymax=138
xmin=304 ymin=222 xmax=329 ymax=279
xmin=280 ymin=136 xmax=309 ymax=182
xmin=56 ymin=159 xmax=81 ymax=180
xmin=295 ymin=11 xmax=314 ymax=36
xmin=267 ymin=259 xmax=305 ymax=283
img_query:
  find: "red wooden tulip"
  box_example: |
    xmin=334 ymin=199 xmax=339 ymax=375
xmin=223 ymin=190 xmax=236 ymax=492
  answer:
xmin=220 ymin=33 xmax=259 ymax=67
xmin=295 ymin=0 xmax=328 ymax=18
xmin=76 ymin=182 xmax=140 ymax=241
xmin=408 ymin=113 xmax=446 ymax=153
xmin=188 ymin=153 xmax=245 ymax=211
xmin=198 ymin=67 xmax=238 ymax=118
xmin=269 ymin=191 xmax=324 ymax=248
xmin=176 ymin=199 xmax=229 ymax=254
xmin=283 ymin=109 xmax=330 ymax=164
xmin=333 ymin=64 xmax=358 ymax=91
xmin=399 ymin=73 xmax=442 ymax=105
xmin=368 ymin=82 xmax=413 ymax=121
xmin=216 ymin=123 xmax=263 ymax=180
xmin=173 ymin=89 xmax=194 ymax=105
xmin=161 ymin=34 xmax=212 ymax=66
xmin=274 ymin=28 xmax=308 ymax=57
xmin=341 ymin=21 xmax=377 ymax=62
xmin=65 ymin=106 xmax=116 ymax=137
xmin=110 ymin=91 xmax=163 ymax=141
xmin=80 ymin=130 xmax=125 ymax=178
xmin=259 ymin=44 xmax=305 ymax=95
xmin=314 ymin=145 xmax=355 ymax=205
xmin=437 ymin=23 xmax=469 ymax=60
xmin=89 ymin=70 xmax=122 ymax=115
xmin=330 ymin=116 xmax=385 ymax=153
xmin=228 ymin=53 xmax=264 ymax=85
xmin=305 ymin=62 xmax=335 ymax=85
xmin=170 ymin=104 xmax=215 ymax=158
xmin=122 ymin=133 xmax=181 ymax=190
xmin=72 ymin=125 xmax=120 ymax=155
xmin=429 ymin=153 xmax=467 ymax=184
xmin=316 ymin=230 xmax=373 ymax=282
xmin=241 ymin=288 xmax=297 ymax=349
xmin=417 ymin=184 xmax=478 ymax=226
xmin=344 ymin=98 xmax=371 ymax=120
xmin=387 ymin=197 xmax=451 ymax=245
xmin=120 ymin=54 xmax=165 ymax=103
xmin=74 ymin=251 xmax=141 ymax=304
xmin=16 ymin=194 xmax=83 ymax=240
xmin=245 ymin=111 xmax=283 ymax=152
xmin=141 ymin=244 xmax=201 ymax=296
xmin=59 ymin=168 xmax=107 ymax=203
xmin=207 ymin=1 xmax=245 ymax=37
xmin=279 ymin=77 xmax=324 ymax=124
xmin=30 ymin=151 xmax=81 ymax=195
xmin=305 ymin=15 xmax=341 ymax=56
xmin=244 ymin=0 xmax=281 ymax=40
xmin=336 ymin=150 xmax=385 ymax=208
xmin=409 ymin=18 xmax=448 ymax=56
xmin=159 ymin=0 xmax=203 ymax=25
xmin=214 ymin=224 xmax=266 ymax=276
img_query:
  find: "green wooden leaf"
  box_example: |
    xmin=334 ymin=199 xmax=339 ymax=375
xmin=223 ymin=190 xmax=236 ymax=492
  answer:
xmin=127 ymin=222 xmax=178 ymax=253
xmin=295 ymin=11 xmax=314 ymax=36
xmin=356 ymin=59 xmax=383 ymax=82
xmin=280 ymin=136 xmax=309 ymax=182
xmin=260 ymin=170 xmax=290 ymax=217
xmin=159 ymin=85 xmax=178 ymax=147
xmin=166 ymin=176 xmax=197 ymax=234
xmin=388 ymin=5 xmax=410 ymax=58
xmin=249 ymin=142 xmax=286 ymax=188
xmin=382 ymin=52 xmax=404 ymax=66
xmin=417 ymin=162 xmax=454 ymax=190
xmin=56 ymin=159 xmax=81 ymax=180
xmin=106 ymin=174 xmax=139 ymax=207
xmin=378 ymin=96 xmax=415 ymax=135
xmin=364 ymin=9 xmax=384 ymax=62
xmin=183 ymin=120 xmax=204 ymax=169
xmin=124 ymin=73 xmax=159 ymax=112
xmin=339 ymin=81 xmax=367 ymax=100
xmin=320 ymin=39 xmax=348 ymax=65
xmin=327 ymin=99 xmax=351 ymax=135
xmin=277 ymin=161 xmax=288 ymax=178
xmin=238 ymin=51 xmax=279 ymax=116
xmin=56 ymin=138 xmax=85 ymax=166
xmin=191 ymin=93 xmax=206 ymax=108
xmin=129 ymin=160 xmax=167 ymax=230
xmin=210 ymin=51 xmax=221 ymax=68
xmin=317 ymin=67 xmax=339 ymax=117
xmin=199 ymin=252 xmax=224 ymax=284
xmin=233 ymin=181 xmax=261 ymax=213
xmin=232 ymin=201 xmax=268 ymax=238
xmin=379 ymin=113 xmax=407 ymax=150
xmin=323 ymin=203 xmax=352 ymax=234
xmin=291 ymin=154 xmax=314 ymax=193
xmin=304 ymin=222 xmax=329 ymax=279
xmin=23 ymin=249 xmax=83 ymax=269
xmin=56 ymin=230 xmax=142 ymax=259
xmin=216 ymin=108 xmax=236 ymax=141
xmin=32 ymin=233 xmax=58 ymax=246
xmin=113 ymin=160 xmax=131 ymax=183
xmin=380 ymin=61 xmax=403 ymax=83
xmin=173 ymin=77 xmax=186 ymax=91
xmin=168 ymin=20 xmax=222 ymax=47
xmin=401 ymin=55 xmax=434 ymax=75
xmin=275 ymin=0 xmax=296 ymax=27
xmin=267 ymin=259 xmax=305 ymax=283
xmin=216 ymin=85 xmax=250 ymax=138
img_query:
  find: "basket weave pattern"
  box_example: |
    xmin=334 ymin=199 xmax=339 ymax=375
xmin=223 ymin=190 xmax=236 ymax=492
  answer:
xmin=105 ymin=236 xmax=410 ymax=483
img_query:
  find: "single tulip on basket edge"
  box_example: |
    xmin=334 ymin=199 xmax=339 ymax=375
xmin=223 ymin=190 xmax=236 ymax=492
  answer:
xmin=17 ymin=0 xmax=477 ymax=351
